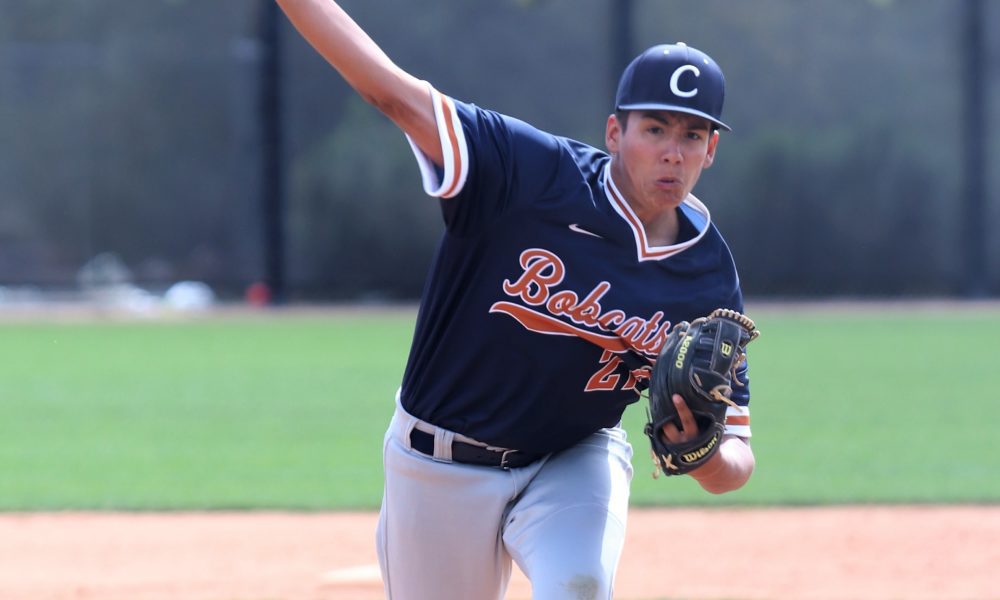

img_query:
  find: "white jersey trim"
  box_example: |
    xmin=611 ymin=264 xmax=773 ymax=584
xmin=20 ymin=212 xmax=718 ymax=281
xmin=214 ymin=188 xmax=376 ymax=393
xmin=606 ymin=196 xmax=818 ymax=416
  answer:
xmin=602 ymin=163 xmax=712 ymax=262
xmin=405 ymin=82 xmax=469 ymax=199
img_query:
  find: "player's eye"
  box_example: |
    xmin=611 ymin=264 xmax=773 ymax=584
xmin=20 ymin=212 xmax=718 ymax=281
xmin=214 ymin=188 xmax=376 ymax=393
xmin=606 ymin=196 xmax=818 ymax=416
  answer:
xmin=687 ymin=132 xmax=703 ymax=141
xmin=647 ymin=126 xmax=663 ymax=135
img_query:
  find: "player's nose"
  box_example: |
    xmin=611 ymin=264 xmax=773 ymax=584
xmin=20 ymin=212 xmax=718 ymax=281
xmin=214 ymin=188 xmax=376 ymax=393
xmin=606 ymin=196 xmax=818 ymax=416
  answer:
xmin=660 ymin=138 xmax=683 ymax=163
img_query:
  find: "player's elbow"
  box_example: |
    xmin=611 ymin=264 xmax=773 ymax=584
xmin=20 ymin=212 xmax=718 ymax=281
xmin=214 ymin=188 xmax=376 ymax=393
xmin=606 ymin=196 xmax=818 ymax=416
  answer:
xmin=699 ymin=459 xmax=754 ymax=494
xmin=691 ymin=437 xmax=755 ymax=494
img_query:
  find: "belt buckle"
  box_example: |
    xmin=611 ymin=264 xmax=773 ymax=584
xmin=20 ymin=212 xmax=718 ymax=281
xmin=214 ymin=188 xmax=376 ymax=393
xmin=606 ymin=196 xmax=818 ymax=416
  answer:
xmin=499 ymin=449 xmax=518 ymax=470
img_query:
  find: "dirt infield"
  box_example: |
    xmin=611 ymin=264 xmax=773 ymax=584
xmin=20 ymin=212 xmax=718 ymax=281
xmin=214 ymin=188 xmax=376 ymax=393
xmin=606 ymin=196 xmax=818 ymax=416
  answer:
xmin=1 ymin=506 xmax=998 ymax=600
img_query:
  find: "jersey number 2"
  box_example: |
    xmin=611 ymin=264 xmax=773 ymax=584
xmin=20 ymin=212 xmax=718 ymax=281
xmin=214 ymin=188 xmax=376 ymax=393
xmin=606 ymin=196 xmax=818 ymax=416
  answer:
xmin=585 ymin=350 xmax=647 ymax=392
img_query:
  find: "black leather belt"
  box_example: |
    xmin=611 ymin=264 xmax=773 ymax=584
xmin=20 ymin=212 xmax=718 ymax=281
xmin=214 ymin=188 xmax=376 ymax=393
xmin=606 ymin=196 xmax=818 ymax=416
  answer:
xmin=409 ymin=428 xmax=543 ymax=470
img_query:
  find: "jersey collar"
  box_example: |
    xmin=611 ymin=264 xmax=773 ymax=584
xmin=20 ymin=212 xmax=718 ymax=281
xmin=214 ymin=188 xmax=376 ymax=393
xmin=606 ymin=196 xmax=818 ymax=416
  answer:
xmin=602 ymin=162 xmax=712 ymax=262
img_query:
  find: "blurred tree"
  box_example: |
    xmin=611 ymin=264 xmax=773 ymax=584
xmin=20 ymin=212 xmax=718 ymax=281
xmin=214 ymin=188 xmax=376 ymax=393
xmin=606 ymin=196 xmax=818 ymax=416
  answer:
xmin=722 ymin=126 xmax=946 ymax=296
xmin=287 ymin=97 xmax=442 ymax=299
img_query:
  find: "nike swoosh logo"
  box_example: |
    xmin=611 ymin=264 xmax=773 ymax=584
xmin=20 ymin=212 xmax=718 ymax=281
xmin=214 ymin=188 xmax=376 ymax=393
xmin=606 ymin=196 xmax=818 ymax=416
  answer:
xmin=568 ymin=223 xmax=603 ymax=238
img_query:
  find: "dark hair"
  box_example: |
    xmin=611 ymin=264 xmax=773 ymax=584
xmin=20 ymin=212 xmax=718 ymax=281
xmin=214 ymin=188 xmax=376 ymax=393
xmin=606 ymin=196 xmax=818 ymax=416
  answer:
xmin=615 ymin=110 xmax=630 ymax=131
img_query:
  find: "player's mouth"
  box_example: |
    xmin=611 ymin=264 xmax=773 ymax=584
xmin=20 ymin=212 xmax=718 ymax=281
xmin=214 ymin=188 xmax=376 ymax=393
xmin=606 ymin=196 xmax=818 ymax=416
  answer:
xmin=655 ymin=177 xmax=682 ymax=189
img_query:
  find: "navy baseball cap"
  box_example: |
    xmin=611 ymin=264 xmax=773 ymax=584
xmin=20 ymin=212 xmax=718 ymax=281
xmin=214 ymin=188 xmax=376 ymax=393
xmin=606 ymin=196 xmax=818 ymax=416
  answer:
xmin=615 ymin=42 xmax=731 ymax=131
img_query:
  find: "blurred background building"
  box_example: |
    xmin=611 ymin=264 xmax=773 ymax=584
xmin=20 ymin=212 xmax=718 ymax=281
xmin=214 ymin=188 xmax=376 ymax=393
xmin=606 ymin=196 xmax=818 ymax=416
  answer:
xmin=0 ymin=0 xmax=996 ymax=304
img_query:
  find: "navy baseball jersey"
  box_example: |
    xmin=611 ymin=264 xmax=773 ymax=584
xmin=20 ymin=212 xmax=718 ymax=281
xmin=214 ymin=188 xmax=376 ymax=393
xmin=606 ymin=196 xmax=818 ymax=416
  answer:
xmin=399 ymin=86 xmax=751 ymax=454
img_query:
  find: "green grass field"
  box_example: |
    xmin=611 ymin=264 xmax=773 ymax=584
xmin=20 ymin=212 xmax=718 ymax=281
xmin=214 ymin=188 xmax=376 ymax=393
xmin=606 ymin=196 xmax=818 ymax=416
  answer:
xmin=1 ymin=304 xmax=997 ymax=510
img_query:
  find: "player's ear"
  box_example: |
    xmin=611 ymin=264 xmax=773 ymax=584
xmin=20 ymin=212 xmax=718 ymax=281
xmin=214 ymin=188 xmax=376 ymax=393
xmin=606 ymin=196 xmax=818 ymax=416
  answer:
xmin=606 ymin=114 xmax=622 ymax=154
xmin=703 ymin=129 xmax=720 ymax=168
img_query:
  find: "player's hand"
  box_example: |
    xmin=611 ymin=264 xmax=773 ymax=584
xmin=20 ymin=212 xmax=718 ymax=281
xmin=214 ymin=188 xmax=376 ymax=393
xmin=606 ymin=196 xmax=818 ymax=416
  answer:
xmin=660 ymin=394 xmax=699 ymax=443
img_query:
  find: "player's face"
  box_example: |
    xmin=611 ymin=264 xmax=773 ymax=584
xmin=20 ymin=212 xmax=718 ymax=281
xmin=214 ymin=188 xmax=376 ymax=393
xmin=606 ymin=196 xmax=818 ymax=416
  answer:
xmin=606 ymin=110 xmax=718 ymax=212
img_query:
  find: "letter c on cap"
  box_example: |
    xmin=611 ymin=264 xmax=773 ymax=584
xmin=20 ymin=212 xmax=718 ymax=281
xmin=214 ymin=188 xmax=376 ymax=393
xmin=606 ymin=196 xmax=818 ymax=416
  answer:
xmin=670 ymin=65 xmax=700 ymax=98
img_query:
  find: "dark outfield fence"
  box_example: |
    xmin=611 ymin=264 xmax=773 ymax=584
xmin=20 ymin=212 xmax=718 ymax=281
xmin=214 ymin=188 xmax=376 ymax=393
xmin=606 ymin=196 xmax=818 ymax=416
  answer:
xmin=0 ymin=0 xmax=997 ymax=301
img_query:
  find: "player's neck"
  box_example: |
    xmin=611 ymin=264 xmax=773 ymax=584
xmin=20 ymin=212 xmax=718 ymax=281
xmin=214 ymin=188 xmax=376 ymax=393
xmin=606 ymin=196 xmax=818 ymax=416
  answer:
xmin=640 ymin=208 xmax=680 ymax=246
xmin=609 ymin=163 xmax=681 ymax=246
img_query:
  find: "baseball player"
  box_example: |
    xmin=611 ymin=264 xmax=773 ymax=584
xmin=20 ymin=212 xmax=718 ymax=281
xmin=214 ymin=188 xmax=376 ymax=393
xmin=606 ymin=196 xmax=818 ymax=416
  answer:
xmin=276 ymin=1 xmax=756 ymax=598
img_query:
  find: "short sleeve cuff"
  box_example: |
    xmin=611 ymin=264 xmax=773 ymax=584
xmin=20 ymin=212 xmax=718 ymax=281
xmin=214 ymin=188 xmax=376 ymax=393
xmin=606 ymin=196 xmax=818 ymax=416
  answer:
xmin=405 ymin=82 xmax=469 ymax=199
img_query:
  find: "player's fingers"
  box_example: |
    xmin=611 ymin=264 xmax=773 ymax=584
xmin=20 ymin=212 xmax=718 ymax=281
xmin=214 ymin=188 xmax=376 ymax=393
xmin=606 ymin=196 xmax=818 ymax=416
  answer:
xmin=660 ymin=420 xmax=681 ymax=442
xmin=658 ymin=396 xmax=690 ymax=443
xmin=673 ymin=394 xmax=698 ymax=434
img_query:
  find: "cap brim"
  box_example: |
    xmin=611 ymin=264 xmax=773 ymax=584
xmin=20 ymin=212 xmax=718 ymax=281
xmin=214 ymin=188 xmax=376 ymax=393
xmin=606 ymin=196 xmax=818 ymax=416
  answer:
xmin=616 ymin=103 xmax=731 ymax=132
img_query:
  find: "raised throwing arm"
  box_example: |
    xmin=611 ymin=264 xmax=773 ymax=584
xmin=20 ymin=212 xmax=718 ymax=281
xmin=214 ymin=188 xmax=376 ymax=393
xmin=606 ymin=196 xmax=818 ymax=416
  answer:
xmin=274 ymin=0 xmax=443 ymax=165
